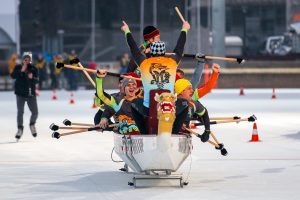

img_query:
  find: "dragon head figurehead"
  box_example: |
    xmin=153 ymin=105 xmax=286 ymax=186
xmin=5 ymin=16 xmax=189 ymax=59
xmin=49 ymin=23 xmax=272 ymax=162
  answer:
xmin=154 ymin=92 xmax=177 ymax=124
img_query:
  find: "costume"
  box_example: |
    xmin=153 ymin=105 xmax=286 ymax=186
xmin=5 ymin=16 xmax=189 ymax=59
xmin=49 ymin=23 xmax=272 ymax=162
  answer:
xmin=124 ymin=27 xmax=188 ymax=134
xmin=95 ymin=77 xmax=139 ymax=135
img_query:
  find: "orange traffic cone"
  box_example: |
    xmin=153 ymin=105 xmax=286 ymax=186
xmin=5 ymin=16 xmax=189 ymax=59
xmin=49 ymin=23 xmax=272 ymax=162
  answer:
xmin=69 ymin=92 xmax=75 ymax=104
xmin=239 ymin=86 xmax=245 ymax=96
xmin=271 ymin=88 xmax=277 ymax=99
xmin=249 ymin=122 xmax=260 ymax=142
xmin=51 ymin=90 xmax=57 ymax=100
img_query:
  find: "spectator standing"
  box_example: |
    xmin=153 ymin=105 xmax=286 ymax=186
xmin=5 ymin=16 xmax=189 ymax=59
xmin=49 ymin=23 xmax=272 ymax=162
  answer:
xmin=35 ymin=54 xmax=47 ymax=89
xmin=50 ymin=54 xmax=64 ymax=89
xmin=11 ymin=54 xmax=39 ymax=141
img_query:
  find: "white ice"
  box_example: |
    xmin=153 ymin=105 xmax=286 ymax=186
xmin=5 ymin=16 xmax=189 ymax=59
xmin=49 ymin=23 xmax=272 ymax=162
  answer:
xmin=0 ymin=89 xmax=300 ymax=200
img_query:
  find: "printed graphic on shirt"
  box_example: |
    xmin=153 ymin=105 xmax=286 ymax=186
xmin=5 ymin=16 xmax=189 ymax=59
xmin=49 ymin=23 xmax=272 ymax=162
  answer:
xmin=118 ymin=115 xmax=139 ymax=135
xmin=149 ymin=63 xmax=170 ymax=89
xmin=139 ymin=57 xmax=178 ymax=107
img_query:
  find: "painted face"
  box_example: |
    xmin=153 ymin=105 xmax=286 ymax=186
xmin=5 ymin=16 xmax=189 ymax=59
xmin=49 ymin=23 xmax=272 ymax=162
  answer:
xmin=124 ymin=82 xmax=137 ymax=98
xmin=180 ymin=86 xmax=194 ymax=101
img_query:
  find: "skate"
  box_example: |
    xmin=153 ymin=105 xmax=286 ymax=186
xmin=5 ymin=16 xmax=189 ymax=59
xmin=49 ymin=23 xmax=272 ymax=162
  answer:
xmin=15 ymin=127 xmax=23 ymax=142
xmin=30 ymin=124 xmax=37 ymax=137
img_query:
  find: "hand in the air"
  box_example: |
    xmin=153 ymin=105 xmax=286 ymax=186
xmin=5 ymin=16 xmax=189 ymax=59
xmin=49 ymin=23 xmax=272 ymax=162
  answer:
xmin=182 ymin=21 xmax=190 ymax=31
xmin=212 ymin=63 xmax=221 ymax=73
xmin=96 ymin=70 xmax=107 ymax=78
xmin=121 ymin=21 xmax=130 ymax=33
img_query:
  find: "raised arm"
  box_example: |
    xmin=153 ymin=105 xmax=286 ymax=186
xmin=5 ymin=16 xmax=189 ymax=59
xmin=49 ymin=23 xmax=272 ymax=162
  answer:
xmin=190 ymin=61 xmax=205 ymax=89
xmin=192 ymin=64 xmax=220 ymax=100
xmin=95 ymin=70 xmax=119 ymax=111
xmin=121 ymin=21 xmax=146 ymax=67
xmin=173 ymin=21 xmax=190 ymax=62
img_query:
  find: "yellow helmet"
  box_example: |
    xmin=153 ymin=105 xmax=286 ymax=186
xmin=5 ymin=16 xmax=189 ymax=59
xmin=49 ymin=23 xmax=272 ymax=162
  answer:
xmin=174 ymin=79 xmax=192 ymax=95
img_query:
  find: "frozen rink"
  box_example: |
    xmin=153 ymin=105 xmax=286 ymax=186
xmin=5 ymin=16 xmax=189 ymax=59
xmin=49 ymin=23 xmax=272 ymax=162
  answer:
xmin=0 ymin=89 xmax=300 ymax=200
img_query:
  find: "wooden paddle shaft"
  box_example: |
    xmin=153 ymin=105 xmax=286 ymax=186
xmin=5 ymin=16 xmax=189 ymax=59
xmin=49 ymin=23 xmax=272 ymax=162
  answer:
xmin=166 ymin=53 xmax=239 ymax=62
xmin=78 ymin=62 xmax=96 ymax=88
xmin=64 ymin=64 xmax=97 ymax=73
xmin=175 ymin=7 xmax=185 ymax=23
xmin=204 ymin=56 xmax=236 ymax=62
xmin=210 ymin=117 xmax=238 ymax=120
xmin=210 ymin=132 xmax=220 ymax=144
xmin=59 ymin=124 xmax=118 ymax=137
xmin=71 ymin=123 xmax=95 ymax=126
xmin=216 ymin=118 xmax=248 ymax=124
xmin=58 ymin=127 xmax=92 ymax=130
xmin=60 ymin=130 xmax=87 ymax=137
xmin=63 ymin=64 xmax=142 ymax=81
xmin=185 ymin=128 xmax=220 ymax=148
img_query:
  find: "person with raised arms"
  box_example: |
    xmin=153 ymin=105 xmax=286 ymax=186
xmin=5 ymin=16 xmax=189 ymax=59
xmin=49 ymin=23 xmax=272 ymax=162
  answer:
xmin=95 ymin=70 xmax=140 ymax=135
xmin=121 ymin=20 xmax=190 ymax=135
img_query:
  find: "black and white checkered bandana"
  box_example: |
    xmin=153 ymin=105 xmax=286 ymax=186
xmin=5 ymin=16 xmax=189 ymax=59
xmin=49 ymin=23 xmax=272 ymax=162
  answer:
xmin=150 ymin=41 xmax=166 ymax=56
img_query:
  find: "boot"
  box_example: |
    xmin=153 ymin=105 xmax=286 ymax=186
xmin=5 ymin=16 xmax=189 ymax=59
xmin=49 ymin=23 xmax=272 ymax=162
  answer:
xmin=15 ymin=126 xmax=23 ymax=141
xmin=29 ymin=124 xmax=37 ymax=137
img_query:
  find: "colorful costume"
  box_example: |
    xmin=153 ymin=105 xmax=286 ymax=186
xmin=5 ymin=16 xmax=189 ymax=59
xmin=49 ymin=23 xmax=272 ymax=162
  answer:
xmin=124 ymin=28 xmax=189 ymax=135
xmin=95 ymin=77 xmax=139 ymax=135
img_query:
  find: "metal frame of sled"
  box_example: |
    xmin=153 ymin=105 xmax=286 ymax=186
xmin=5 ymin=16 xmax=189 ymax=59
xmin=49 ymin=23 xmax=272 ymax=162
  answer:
xmin=113 ymin=133 xmax=192 ymax=187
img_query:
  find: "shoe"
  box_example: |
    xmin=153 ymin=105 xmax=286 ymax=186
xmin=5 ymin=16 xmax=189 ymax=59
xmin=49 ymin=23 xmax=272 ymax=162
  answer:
xmin=15 ymin=127 xmax=23 ymax=141
xmin=30 ymin=124 xmax=37 ymax=137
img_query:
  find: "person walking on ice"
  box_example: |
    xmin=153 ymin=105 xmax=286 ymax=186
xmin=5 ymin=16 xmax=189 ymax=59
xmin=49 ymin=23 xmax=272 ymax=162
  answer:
xmin=11 ymin=54 xmax=39 ymax=141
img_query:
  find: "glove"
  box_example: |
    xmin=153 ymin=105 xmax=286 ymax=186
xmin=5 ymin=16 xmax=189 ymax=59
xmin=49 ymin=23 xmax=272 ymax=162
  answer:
xmin=201 ymin=130 xmax=210 ymax=143
xmin=195 ymin=53 xmax=206 ymax=63
xmin=70 ymin=57 xmax=80 ymax=65
xmin=233 ymin=116 xmax=240 ymax=120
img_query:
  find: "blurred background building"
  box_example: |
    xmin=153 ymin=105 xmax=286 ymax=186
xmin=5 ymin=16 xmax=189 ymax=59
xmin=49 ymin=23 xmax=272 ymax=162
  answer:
xmin=0 ymin=0 xmax=300 ymax=90
xmin=17 ymin=0 xmax=300 ymax=60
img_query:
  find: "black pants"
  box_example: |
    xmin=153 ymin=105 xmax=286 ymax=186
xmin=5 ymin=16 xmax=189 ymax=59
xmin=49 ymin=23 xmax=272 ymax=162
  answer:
xmin=131 ymin=98 xmax=189 ymax=135
xmin=16 ymin=95 xmax=38 ymax=128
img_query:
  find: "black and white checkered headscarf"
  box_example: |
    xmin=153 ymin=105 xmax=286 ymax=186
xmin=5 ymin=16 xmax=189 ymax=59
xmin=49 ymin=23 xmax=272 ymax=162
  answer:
xmin=150 ymin=41 xmax=166 ymax=56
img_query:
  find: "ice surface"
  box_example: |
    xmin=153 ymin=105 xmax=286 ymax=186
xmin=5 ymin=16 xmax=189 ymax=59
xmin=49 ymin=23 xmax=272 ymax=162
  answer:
xmin=0 ymin=89 xmax=300 ymax=200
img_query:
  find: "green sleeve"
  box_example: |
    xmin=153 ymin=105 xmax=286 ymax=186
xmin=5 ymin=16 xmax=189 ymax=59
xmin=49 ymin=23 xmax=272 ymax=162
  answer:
xmin=96 ymin=77 xmax=117 ymax=109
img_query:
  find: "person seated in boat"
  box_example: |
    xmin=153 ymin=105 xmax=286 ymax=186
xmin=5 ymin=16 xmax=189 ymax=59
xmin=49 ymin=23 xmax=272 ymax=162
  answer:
xmin=174 ymin=63 xmax=221 ymax=142
xmin=121 ymin=20 xmax=190 ymax=135
xmin=95 ymin=70 xmax=140 ymax=135
xmin=93 ymin=76 xmax=124 ymax=126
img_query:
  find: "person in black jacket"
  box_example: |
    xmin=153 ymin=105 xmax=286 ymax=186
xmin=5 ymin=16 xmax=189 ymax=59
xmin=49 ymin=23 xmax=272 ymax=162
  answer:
xmin=11 ymin=55 xmax=39 ymax=141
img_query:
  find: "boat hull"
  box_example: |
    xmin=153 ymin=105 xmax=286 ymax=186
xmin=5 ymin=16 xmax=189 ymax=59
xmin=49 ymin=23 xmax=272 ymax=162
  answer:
xmin=113 ymin=133 xmax=192 ymax=172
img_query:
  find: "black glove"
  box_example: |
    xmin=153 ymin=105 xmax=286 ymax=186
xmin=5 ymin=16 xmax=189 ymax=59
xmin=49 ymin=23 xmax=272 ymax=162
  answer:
xmin=201 ymin=130 xmax=210 ymax=143
xmin=70 ymin=57 xmax=80 ymax=65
